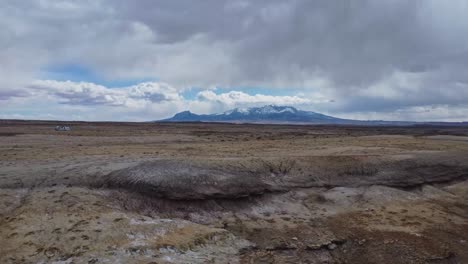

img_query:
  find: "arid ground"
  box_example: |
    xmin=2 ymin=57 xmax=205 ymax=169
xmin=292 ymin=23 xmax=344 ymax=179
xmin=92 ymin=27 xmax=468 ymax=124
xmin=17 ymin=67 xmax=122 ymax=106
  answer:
xmin=1 ymin=120 xmax=467 ymax=264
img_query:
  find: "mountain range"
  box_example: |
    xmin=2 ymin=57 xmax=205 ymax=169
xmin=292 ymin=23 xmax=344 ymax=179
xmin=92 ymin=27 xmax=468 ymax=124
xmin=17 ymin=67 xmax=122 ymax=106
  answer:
xmin=160 ymin=105 xmax=467 ymax=126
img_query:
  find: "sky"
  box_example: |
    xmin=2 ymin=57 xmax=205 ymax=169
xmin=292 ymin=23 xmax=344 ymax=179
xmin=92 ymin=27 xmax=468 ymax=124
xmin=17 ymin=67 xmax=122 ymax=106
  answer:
xmin=1 ymin=0 xmax=468 ymax=122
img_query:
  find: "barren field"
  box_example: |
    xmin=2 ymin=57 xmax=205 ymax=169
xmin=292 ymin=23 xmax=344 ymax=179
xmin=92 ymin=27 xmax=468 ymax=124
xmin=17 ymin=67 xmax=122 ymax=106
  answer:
xmin=1 ymin=120 xmax=467 ymax=263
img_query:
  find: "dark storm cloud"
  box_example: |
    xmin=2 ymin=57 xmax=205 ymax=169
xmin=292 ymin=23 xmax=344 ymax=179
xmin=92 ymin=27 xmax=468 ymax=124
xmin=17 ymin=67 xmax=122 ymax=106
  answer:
xmin=0 ymin=90 xmax=30 ymax=100
xmin=110 ymin=0 xmax=468 ymax=88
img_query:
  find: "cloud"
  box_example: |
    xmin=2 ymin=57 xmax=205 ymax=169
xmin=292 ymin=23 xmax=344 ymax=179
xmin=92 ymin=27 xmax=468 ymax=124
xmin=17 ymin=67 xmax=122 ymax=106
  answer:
xmin=189 ymin=90 xmax=314 ymax=114
xmin=28 ymin=80 xmax=181 ymax=106
xmin=339 ymin=105 xmax=468 ymax=123
xmin=197 ymin=90 xmax=311 ymax=106
xmin=1 ymin=0 xmax=468 ymax=121
xmin=326 ymin=70 xmax=468 ymax=113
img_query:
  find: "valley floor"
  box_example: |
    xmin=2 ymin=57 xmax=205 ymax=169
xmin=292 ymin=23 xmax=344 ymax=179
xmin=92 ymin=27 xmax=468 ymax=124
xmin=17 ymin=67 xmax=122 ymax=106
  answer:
xmin=1 ymin=121 xmax=467 ymax=263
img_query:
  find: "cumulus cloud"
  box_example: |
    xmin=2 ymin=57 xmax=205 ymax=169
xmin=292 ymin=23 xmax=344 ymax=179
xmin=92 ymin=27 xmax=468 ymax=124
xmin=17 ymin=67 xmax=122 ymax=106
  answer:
xmin=0 ymin=80 xmax=185 ymax=121
xmin=1 ymin=0 xmax=468 ymax=121
xmin=188 ymin=90 xmax=314 ymax=114
xmin=197 ymin=90 xmax=311 ymax=107
xmin=28 ymin=80 xmax=181 ymax=106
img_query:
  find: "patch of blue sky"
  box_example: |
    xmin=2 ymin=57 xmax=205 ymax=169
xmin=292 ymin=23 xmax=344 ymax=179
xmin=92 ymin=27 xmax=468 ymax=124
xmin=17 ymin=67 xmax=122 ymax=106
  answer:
xmin=181 ymin=87 xmax=205 ymax=100
xmin=40 ymin=63 xmax=156 ymax=88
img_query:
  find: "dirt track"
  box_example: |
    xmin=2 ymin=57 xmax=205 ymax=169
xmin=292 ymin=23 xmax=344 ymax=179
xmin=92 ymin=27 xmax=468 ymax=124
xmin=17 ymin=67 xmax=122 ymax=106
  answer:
xmin=1 ymin=121 xmax=467 ymax=263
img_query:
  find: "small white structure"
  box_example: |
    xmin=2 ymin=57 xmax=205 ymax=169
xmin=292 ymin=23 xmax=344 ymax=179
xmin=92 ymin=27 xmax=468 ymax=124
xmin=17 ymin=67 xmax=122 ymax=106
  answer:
xmin=55 ymin=125 xmax=71 ymax=131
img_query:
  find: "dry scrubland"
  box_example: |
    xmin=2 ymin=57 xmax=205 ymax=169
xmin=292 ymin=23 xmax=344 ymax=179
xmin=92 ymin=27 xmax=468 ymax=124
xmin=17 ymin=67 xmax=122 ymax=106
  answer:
xmin=1 ymin=120 xmax=468 ymax=263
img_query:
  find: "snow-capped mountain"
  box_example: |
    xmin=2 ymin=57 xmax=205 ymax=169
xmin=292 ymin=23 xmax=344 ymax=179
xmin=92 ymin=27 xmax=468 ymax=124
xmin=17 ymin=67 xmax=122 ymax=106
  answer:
xmin=160 ymin=105 xmax=355 ymax=124
xmin=159 ymin=105 xmax=468 ymax=125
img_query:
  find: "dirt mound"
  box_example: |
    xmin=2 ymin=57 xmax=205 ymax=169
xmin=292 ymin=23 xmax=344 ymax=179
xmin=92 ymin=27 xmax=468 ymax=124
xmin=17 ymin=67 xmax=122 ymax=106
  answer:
xmin=103 ymin=154 xmax=468 ymax=200
xmin=104 ymin=160 xmax=281 ymax=199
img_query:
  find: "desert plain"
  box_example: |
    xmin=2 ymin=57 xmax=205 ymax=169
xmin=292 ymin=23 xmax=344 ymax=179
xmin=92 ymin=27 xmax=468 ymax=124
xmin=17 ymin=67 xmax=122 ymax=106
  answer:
xmin=0 ymin=120 xmax=467 ymax=263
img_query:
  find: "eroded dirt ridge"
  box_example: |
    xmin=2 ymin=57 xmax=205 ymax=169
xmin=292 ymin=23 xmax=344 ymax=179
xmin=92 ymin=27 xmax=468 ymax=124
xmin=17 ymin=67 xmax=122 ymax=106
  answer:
xmin=0 ymin=121 xmax=467 ymax=263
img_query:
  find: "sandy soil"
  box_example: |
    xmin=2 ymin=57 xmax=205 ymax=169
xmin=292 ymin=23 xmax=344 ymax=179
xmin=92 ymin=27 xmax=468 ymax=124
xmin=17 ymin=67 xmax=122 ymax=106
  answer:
xmin=0 ymin=121 xmax=467 ymax=263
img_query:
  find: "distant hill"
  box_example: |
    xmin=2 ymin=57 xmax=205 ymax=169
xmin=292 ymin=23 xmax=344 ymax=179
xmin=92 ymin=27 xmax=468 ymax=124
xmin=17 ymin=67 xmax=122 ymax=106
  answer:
xmin=159 ymin=105 xmax=468 ymax=126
